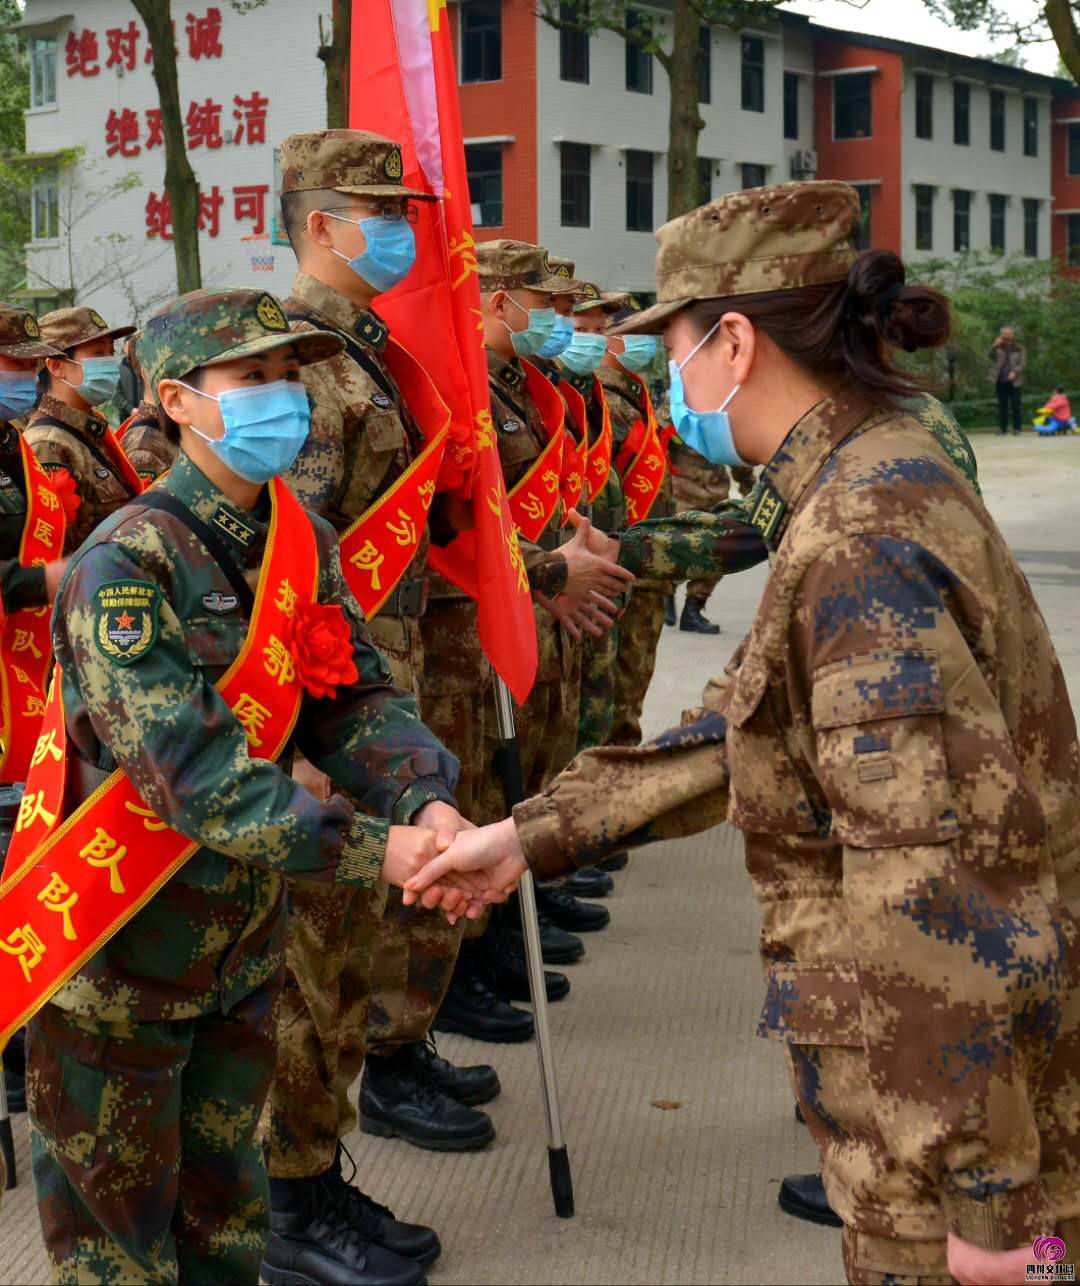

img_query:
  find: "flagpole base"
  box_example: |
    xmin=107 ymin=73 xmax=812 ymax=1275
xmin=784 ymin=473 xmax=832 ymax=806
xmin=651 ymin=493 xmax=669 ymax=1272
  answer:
xmin=549 ymin=1145 xmax=574 ymax=1218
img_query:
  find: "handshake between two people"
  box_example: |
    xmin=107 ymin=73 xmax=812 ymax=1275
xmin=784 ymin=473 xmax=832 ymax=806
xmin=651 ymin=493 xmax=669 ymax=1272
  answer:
xmin=537 ymin=508 xmax=635 ymax=642
xmin=383 ymin=802 xmax=529 ymax=924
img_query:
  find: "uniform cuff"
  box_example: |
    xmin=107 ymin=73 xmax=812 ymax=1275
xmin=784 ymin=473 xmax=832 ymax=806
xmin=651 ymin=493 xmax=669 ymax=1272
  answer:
xmin=394 ymin=777 xmax=457 ymax=825
xmin=527 ymin=554 xmax=568 ymax=598
xmin=511 ymin=796 xmax=576 ymax=879
xmin=941 ymin=1183 xmax=1051 ymax=1252
xmin=336 ymin=814 xmax=390 ymax=887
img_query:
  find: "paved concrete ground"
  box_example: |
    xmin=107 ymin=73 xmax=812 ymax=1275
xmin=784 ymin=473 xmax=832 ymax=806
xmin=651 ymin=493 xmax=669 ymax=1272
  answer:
xmin=2 ymin=431 xmax=1078 ymax=1285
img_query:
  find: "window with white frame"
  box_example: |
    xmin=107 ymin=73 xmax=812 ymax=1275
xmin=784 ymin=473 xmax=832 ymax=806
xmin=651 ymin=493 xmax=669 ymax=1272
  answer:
xmin=29 ymin=36 xmax=57 ymax=109
xmin=32 ymin=167 xmax=59 ymax=240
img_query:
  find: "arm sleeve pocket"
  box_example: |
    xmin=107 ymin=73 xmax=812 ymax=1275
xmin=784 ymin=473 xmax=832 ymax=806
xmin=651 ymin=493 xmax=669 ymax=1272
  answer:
xmin=811 ymin=650 xmax=959 ymax=848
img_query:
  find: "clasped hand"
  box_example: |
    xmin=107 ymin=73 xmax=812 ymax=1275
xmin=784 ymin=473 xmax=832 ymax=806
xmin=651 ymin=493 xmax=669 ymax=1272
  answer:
xmin=396 ymin=816 xmax=528 ymax=919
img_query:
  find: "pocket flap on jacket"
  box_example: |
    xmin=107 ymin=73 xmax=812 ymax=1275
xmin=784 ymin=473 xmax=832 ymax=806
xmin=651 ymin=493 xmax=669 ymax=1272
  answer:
xmin=812 ymin=651 xmax=945 ymax=731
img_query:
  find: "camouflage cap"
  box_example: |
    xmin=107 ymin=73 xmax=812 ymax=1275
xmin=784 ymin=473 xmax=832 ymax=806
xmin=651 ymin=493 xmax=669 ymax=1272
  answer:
xmin=137 ymin=288 xmax=344 ymax=389
xmin=279 ymin=129 xmax=438 ymax=203
xmin=571 ymin=281 xmax=604 ymax=313
xmin=546 ymin=255 xmax=586 ymax=296
xmin=613 ymin=181 xmax=860 ymax=336
xmin=39 ymin=305 xmax=136 ymax=352
xmin=0 ymin=302 xmax=63 ymax=359
xmin=476 ymin=240 xmax=566 ymax=294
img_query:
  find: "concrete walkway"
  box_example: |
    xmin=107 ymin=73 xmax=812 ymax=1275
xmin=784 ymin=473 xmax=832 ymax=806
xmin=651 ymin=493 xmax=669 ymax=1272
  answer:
xmin=2 ymin=431 xmax=1078 ymax=1285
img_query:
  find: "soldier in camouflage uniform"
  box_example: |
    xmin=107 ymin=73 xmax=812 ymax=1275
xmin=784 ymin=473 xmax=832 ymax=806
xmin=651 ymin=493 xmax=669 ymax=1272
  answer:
xmin=263 ymin=133 xmax=498 ymax=1274
xmin=27 ymin=307 xmax=139 ymax=551
xmin=27 ymin=287 xmax=464 ymax=1286
xmin=598 ymin=309 xmax=676 ymax=754
xmin=413 ymin=182 xmax=1080 ymax=1286
xmin=117 ymin=333 xmax=177 ymax=485
xmin=668 ymin=440 xmax=730 ymax=634
xmin=464 ymin=241 xmax=635 ymax=979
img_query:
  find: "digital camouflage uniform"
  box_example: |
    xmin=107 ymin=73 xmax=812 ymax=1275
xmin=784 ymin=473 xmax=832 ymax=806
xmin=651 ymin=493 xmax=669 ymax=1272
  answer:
xmin=599 ymin=363 xmax=674 ymax=748
xmin=669 ymin=440 xmax=733 ymax=601
xmin=266 ymin=128 xmax=465 ymax=1184
xmin=475 ymin=345 xmax=576 ymax=825
xmin=617 ymin=393 xmax=980 ymax=587
xmin=27 ymin=308 xmax=138 ymax=553
xmin=560 ymin=367 xmax=625 ymax=752
xmin=511 ymin=182 xmax=1080 ymax=1283
xmin=26 ymin=289 xmax=458 ymax=1285
xmin=120 ymin=400 xmax=177 ymax=485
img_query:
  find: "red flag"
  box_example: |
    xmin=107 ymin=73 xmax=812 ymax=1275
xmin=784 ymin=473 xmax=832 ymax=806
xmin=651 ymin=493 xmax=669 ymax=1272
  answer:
xmin=350 ymin=0 xmax=536 ymax=704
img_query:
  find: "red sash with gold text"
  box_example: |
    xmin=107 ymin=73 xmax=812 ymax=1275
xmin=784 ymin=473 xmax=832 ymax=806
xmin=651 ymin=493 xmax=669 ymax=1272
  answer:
xmin=618 ymin=374 xmax=667 ymax=523
xmin=339 ymin=338 xmax=449 ymax=617
xmin=557 ymin=381 xmax=588 ymax=515
xmin=584 ymin=376 xmax=614 ymax=502
xmin=505 ymin=359 xmax=565 ymax=543
xmin=0 ymin=439 xmax=66 ymax=781
xmin=0 ymin=477 xmax=316 ymax=1047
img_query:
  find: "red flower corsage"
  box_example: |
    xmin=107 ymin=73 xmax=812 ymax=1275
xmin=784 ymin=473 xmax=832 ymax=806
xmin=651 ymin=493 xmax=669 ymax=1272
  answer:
xmin=286 ymin=601 xmax=359 ymax=700
xmin=48 ymin=468 xmax=82 ymax=523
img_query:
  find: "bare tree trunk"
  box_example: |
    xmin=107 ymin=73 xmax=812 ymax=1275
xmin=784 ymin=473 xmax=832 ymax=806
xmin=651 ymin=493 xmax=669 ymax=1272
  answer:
xmin=319 ymin=0 xmax=352 ymax=129
xmin=1046 ymin=0 xmax=1080 ymax=83
xmin=131 ymin=0 xmax=201 ymax=293
xmin=666 ymin=1 xmax=706 ymax=219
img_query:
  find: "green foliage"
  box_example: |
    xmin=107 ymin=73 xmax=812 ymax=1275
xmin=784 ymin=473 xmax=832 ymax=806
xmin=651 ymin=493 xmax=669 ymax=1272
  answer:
xmin=903 ymin=255 xmax=1080 ymax=419
xmin=0 ymin=0 xmax=29 ymax=299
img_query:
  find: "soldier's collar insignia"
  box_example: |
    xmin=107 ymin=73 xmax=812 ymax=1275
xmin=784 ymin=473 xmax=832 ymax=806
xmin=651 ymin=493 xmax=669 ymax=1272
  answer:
xmin=501 ymin=419 xmax=521 ymax=434
xmin=565 ymin=369 xmax=591 ymax=393
xmin=0 ymin=475 xmax=13 ymax=488
xmin=499 ymin=363 xmax=525 ymax=392
xmin=94 ymin=466 xmax=110 ymax=478
xmin=211 ymin=505 xmax=257 ymax=549
xmin=0 ymin=426 xmax=18 ymax=454
xmin=202 ymin=591 xmax=240 ymax=615
xmin=749 ymin=483 xmax=785 ymax=546
xmin=85 ymin=414 xmax=107 ymax=439
xmin=23 ymin=314 xmax=40 ymax=339
xmin=256 ymin=293 xmax=288 ymax=333
xmin=93 ymin=580 xmax=162 ymax=666
xmin=384 ymin=147 xmax=404 ymax=180
xmin=354 ymin=312 xmax=388 ymax=351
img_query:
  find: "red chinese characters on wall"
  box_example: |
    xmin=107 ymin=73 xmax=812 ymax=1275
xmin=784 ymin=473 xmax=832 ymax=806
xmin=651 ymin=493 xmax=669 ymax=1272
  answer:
xmin=145 ymin=183 xmax=270 ymax=240
xmin=67 ymin=9 xmax=223 ymax=77
xmin=102 ymin=95 xmax=269 ymax=157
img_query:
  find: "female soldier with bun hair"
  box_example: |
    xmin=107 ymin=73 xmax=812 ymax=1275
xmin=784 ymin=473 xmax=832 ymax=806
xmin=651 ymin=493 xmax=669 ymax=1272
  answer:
xmin=407 ymin=182 xmax=1080 ymax=1286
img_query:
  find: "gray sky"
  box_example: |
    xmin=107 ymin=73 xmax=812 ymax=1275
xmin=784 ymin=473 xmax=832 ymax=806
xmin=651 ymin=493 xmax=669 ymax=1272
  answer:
xmin=783 ymin=0 xmax=1062 ymax=76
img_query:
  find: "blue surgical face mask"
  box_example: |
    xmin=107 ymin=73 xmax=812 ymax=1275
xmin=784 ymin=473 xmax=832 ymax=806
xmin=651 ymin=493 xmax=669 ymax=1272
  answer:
xmin=502 ymin=296 xmax=557 ymax=358
xmin=181 ymin=378 xmax=311 ymax=484
xmin=560 ymin=332 xmax=608 ymax=375
xmin=324 ymin=211 xmax=418 ymax=293
xmin=0 ymin=371 xmax=38 ymax=420
xmin=614 ymin=335 xmax=659 ymax=373
xmin=61 ymin=356 xmax=120 ymax=407
xmin=538 ymin=313 xmax=574 ymax=359
xmin=668 ymin=321 xmax=745 ymax=466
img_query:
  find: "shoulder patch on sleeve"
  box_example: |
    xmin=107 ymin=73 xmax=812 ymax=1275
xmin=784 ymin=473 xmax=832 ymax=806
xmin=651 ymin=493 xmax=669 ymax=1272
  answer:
xmin=93 ymin=579 xmax=162 ymax=665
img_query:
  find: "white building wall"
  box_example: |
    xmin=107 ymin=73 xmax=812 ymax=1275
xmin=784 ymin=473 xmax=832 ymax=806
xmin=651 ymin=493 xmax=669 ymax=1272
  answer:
xmin=535 ymin=15 xmax=787 ymax=295
xmin=900 ymin=62 xmax=1053 ymax=262
xmin=19 ymin=0 xmax=328 ymax=325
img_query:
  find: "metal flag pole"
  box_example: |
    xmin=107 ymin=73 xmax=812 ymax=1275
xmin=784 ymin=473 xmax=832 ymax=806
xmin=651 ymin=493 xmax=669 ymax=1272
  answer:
xmin=491 ymin=674 xmax=574 ymax=1219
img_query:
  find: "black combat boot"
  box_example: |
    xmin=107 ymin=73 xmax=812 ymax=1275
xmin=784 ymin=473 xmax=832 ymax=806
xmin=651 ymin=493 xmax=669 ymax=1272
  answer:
xmin=478 ymin=909 xmax=571 ymax=1003
xmin=534 ymin=884 xmax=610 ymax=933
xmin=664 ymin=595 xmax=676 ymax=626
xmin=3 ymin=1027 xmax=25 ymax=1114
xmin=562 ymin=867 xmax=614 ymax=898
xmin=504 ymin=891 xmax=586 ymax=962
xmin=433 ymin=944 xmax=536 ymax=1043
xmin=597 ymin=851 xmax=629 ymax=872
xmin=327 ymin=1143 xmax=441 ymax=1265
xmin=680 ymin=596 xmax=720 ymax=635
xmin=412 ymin=1036 xmax=500 ymax=1106
xmin=360 ymin=1044 xmax=495 ymax=1152
xmin=263 ymin=1164 xmax=429 ymax=1286
xmin=777 ymin=1173 xmax=843 ymax=1228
